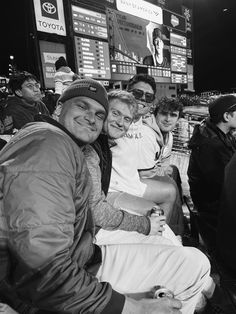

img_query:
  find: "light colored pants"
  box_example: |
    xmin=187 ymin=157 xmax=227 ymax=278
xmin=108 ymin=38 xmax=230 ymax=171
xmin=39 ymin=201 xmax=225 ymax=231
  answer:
xmin=97 ymin=244 xmax=212 ymax=314
xmin=95 ymin=225 xmax=182 ymax=247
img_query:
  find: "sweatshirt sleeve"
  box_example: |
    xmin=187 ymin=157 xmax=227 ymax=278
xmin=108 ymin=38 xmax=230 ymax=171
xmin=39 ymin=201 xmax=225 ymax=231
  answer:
xmin=85 ymin=145 xmax=150 ymax=235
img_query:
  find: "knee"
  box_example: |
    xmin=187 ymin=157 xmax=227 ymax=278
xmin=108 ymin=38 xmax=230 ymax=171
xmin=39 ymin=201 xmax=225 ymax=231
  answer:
xmin=181 ymin=247 xmax=211 ymax=274
xmin=166 ymin=182 xmax=176 ymax=203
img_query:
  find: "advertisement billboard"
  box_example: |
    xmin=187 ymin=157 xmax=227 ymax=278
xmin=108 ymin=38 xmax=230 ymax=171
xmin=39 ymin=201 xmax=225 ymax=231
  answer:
xmin=33 ymin=0 xmax=66 ymax=36
xmin=39 ymin=41 xmax=66 ymax=88
xmin=116 ymin=0 xmax=163 ymax=25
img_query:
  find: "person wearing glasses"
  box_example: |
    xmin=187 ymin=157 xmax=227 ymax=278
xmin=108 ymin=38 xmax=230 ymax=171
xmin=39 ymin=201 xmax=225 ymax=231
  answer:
xmin=107 ymin=74 xmax=177 ymax=231
xmin=188 ymin=95 xmax=236 ymax=252
xmin=3 ymin=71 xmax=49 ymax=131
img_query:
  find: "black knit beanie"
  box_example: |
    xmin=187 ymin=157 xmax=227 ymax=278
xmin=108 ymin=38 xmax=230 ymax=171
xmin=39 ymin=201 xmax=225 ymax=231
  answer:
xmin=58 ymin=78 xmax=108 ymax=114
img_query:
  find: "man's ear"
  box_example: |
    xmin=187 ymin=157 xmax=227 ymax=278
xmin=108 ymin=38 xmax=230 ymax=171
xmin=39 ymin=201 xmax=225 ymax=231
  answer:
xmin=15 ymin=89 xmax=22 ymax=97
xmin=223 ymin=112 xmax=229 ymax=122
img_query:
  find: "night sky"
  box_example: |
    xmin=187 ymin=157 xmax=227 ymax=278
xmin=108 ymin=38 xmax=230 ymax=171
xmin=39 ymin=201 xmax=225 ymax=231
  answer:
xmin=193 ymin=0 xmax=236 ymax=93
xmin=1 ymin=0 xmax=236 ymax=94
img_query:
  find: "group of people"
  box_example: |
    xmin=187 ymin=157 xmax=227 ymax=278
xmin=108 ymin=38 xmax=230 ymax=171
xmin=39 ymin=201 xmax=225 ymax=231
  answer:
xmin=0 ymin=63 xmax=235 ymax=313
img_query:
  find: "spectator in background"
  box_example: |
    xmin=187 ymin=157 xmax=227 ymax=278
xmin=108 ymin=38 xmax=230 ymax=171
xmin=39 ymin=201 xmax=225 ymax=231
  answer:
xmin=188 ymin=94 xmax=236 ymax=252
xmin=4 ymin=71 xmax=49 ymax=131
xmin=54 ymin=56 xmax=79 ymax=96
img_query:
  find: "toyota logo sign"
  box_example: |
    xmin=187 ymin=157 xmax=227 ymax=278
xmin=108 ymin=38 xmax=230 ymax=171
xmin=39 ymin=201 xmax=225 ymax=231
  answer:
xmin=42 ymin=2 xmax=56 ymax=14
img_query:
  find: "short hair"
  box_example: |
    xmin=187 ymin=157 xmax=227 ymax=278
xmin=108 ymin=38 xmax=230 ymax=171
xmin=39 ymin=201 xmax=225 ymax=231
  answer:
xmin=126 ymin=74 xmax=156 ymax=94
xmin=8 ymin=71 xmax=39 ymax=94
xmin=209 ymin=95 xmax=236 ymax=124
xmin=55 ymin=56 xmax=67 ymax=70
xmin=153 ymin=28 xmax=162 ymax=41
xmin=154 ymin=97 xmax=183 ymax=117
xmin=108 ymin=89 xmax=138 ymax=118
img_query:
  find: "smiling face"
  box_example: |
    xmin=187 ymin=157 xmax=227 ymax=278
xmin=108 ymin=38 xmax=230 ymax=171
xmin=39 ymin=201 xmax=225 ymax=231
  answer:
xmin=103 ymin=98 xmax=134 ymax=139
xmin=129 ymin=81 xmax=155 ymax=118
xmin=59 ymin=96 xmax=106 ymax=144
xmin=15 ymin=79 xmax=42 ymax=104
xmin=155 ymin=110 xmax=180 ymax=133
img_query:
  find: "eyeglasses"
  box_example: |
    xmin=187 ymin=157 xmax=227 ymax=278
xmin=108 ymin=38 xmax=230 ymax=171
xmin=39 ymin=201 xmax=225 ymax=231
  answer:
xmin=129 ymin=89 xmax=155 ymax=103
xmin=24 ymin=83 xmax=41 ymax=90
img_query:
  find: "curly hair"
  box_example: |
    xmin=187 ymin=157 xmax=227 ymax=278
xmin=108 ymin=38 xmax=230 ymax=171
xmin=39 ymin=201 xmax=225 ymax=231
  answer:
xmin=154 ymin=97 xmax=183 ymax=117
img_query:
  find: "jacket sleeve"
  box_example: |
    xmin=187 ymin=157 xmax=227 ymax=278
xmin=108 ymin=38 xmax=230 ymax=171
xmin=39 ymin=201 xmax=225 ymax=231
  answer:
xmin=3 ymin=132 xmax=125 ymax=313
xmin=85 ymin=146 xmax=150 ymax=235
xmin=188 ymin=141 xmax=226 ymax=204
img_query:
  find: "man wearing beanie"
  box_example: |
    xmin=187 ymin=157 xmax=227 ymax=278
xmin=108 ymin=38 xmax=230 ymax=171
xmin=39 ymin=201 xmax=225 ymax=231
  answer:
xmin=188 ymin=94 xmax=236 ymax=253
xmin=0 ymin=78 xmax=182 ymax=314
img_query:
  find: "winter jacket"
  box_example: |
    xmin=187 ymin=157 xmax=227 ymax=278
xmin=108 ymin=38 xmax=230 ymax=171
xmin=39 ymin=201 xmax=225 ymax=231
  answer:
xmin=217 ymin=151 xmax=236 ymax=275
xmin=188 ymin=118 xmax=236 ymax=214
xmin=0 ymin=118 xmax=124 ymax=313
xmin=4 ymin=95 xmax=49 ymax=131
xmin=54 ymin=66 xmax=77 ymax=95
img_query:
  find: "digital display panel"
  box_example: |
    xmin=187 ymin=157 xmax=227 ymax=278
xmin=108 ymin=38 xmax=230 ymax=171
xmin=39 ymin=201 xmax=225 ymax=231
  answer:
xmin=148 ymin=67 xmax=171 ymax=78
xmin=171 ymin=54 xmax=187 ymax=72
xmin=171 ymin=73 xmax=187 ymax=84
xmin=72 ymin=5 xmax=108 ymax=39
xmin=111 ymin=61 xmax=136 ymax=75
xmin=171 ymin=46 xmax=186 ymax=56
xmin=107 ymin=8 xmax=171 ymax=75
xmin=74 ymin=37 xmax=111 ymax=79
xmin=170 ymin=32 xmax=187 ymax=47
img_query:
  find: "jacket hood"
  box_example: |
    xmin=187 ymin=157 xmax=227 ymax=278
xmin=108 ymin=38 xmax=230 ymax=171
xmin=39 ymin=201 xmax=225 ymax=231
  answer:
xmin=143 ymin=114 xmax=165 ymax=147
xmin=188 ymin=118 xmax=222 ymax=149
xmin=56 ymin=66 xmax=73 ymax=73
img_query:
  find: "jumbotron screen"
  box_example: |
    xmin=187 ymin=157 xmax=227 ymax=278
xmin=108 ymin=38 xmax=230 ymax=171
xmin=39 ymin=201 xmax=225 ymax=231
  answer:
xmin=71 ymin=5 xmax=108 ymax=39
xmin=74 ymin=37 xmax=111 ymax=79
xmin=107 ymin=8 xmax=171 ymax=73
xmin=71 ymin=4 xmax=111 ymax=79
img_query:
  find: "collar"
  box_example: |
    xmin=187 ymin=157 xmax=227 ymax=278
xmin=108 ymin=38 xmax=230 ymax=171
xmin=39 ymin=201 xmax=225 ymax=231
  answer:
xmin=34 ymin=114 xmax=85 ymax=147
